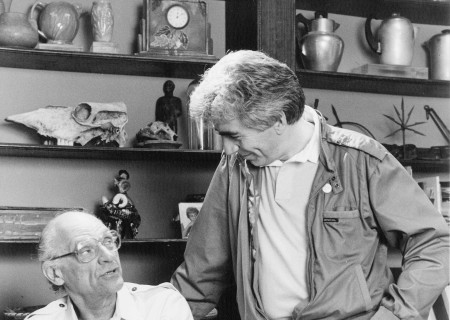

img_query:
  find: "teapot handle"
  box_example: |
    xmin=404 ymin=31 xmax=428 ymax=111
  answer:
xmin=296 ymin=13 xmax=311 ymax=33
xmin=365 ymin=15 xmax=380 ymax=54
xmin=29 ymin=1 xmax=47 ymax=39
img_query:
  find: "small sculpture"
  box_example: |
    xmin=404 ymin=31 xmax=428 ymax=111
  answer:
xmin=5 ymin=102 xmax=128 ymax=146
xmin=98 ymin=170 xmax=141 ymax=239
xmin=155 ymin=80 xmax=182 ymax=133
xmin=384 ymin=98 xmax=425 ymax=159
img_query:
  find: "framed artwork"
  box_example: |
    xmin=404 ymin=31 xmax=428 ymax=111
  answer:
xmin=178 ymin=202 xmax=202 ymax=239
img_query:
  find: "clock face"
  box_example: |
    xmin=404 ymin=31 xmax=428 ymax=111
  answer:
xmin=166 ymin=5 xmax=190 ymax=29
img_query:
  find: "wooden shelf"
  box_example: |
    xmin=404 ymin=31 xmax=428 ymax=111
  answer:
xmin=0 ymin=238 xmax=187 ymax=244
xmin=0 ymin=143 xmax=222 ymax=162
xmin=296 ymin=0 xmax=450 ymax=26
xmin=0 ymin=47 xmax=217 ymax=79
xmin=400 ymin=159 xmax=449 ymax=172
xmin=297 ymin=69 xmax=450 ymax=98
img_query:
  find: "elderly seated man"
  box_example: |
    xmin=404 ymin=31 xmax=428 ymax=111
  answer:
xmin=25 ymin=210 xmax=193 ymax=320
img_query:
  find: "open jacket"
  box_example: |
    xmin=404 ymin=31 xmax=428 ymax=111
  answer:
xmin=172 ymin=114 xmax=449 ymax=320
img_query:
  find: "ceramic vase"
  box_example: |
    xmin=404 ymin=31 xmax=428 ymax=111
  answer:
xmin=91 ymin=0 xmax=114 ymax=42
xmin=0 ymin=12 xmax=39 ymax=48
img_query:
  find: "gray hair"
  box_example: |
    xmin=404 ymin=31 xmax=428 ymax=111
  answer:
xmin=189 ymin=50 xmax=305 ymax=131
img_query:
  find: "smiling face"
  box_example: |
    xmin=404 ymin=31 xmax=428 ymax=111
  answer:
xmin=215 ymin=118 xmax=285 ymax=167
xmin=53 ymin=214 xmax=124 ymax=301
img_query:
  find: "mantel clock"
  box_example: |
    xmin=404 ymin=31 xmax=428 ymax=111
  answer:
xmin=140 ymin=0 xmax=215 ymax=59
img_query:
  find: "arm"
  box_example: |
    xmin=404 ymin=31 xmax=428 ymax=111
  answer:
xmin=171 ymin=155 xmax=234 ymax=319
xmin=369 ymin=154 xmax=449 ymax=319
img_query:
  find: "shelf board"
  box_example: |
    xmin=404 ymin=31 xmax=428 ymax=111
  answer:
xmin=0 ymin=143 xmax=222 ymax=162
xmin=0 ymin=238 xmax=187 ymax=244
xmin=297 ymin=69 xmax=450 ymax=98
xmin=400 ymin=159 xmax=449 ymax=172
xmin=0 ymin=47 xmax=217 ymax=79
xmin=296 ymin=0 xmax=450 ymax=26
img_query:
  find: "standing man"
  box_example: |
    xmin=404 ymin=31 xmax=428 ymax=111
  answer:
xmin=26 ymin=210 xmax=193 ymax=320
xmin=171 ymin=50 xmax=449 ymax=320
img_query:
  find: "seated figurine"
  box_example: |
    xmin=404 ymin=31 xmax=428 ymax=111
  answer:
xmin=98 ymin=170 xmax=141 ymax=239
xmin=25 ymin=210 xmax=193 ymax=320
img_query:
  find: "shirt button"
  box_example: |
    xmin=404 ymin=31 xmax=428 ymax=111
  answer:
xmin=59 ymin=304 xmax=65 ymax=308
xmin=132 ymin=287 xmax=137 ymax=291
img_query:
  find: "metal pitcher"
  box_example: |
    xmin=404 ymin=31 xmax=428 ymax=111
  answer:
xmin=423 ymin=30 xmax=450 ymax=80
xmin=365 ymin=13 xmax=417 ymax=66
xmin=296 ymin=11 xmax=344 ymax=72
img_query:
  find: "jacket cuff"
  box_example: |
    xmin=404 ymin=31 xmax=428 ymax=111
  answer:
xmin=371 ymin=306 xmax=399 ymax=320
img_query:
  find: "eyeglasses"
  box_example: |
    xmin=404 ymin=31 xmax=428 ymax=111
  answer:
xmin=49 ymin=230 xmax=121 ymax=263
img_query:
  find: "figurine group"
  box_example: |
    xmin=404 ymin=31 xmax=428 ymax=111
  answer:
xmin=98 ymin=169 xmax=141 ymax=239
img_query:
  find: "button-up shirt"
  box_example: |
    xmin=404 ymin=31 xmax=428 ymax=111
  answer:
xmin=25 ymin=282 xmax=193 ymax=320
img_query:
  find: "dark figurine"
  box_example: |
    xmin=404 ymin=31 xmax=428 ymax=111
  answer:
xmin=98 ymin=169 xmax=141 ymax=239
xmin=155 ymin=80 xmax=182 ymax=133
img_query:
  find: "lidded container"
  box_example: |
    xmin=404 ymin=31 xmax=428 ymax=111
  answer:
xmin=424 ymin=30 xmax=450 ymax=80
xmin=296 ymin=11 xmax=344 ymax=72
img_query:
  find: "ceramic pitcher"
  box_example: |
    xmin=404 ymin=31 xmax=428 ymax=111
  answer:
xmin=29 ymin=1 xmax=82 ymax=44
xmin=0 ymin=12 xmax=39 ymax=48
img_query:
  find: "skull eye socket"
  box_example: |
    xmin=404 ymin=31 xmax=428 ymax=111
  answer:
xmin=73 ymin=103 xmax=92 ymax=122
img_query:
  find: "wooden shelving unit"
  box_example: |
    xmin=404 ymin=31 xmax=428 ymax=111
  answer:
xmin=297 ymin=69 xmax=450 ymax=98
xmin=0 ymin=143 xmax=221 ymax=162
xmin=0 ymin=47 xmax=217 ymax=79
xmin=0 ymin=238 xmax=187 ymax=244
xmin=295 ymin=0 xmax=450 ymax=26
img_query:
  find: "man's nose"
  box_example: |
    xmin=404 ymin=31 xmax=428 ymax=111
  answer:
xmin=222 ymin=137 xmax=239 ymax=155
xmin=98 ymin=244 xmax=117 ymax=263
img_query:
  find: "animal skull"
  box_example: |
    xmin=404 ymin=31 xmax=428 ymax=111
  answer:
xmin=5 ymin=102 xmax=128 ymax=147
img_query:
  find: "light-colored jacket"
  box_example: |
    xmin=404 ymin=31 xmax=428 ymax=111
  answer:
xmin=25 ymin=282 xmax=193 ymax=320
xmin=172 ymin=116 xmax=449 ymax=320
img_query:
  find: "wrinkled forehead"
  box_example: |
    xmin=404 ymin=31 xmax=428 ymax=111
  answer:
xmin=55 ymin=214 xmax=108 ymax=249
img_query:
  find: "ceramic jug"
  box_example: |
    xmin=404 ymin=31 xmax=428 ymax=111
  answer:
xmin=296 ymin=11 xmax=344 ymax=72
xmin=365 ymin=13 xmax=417 ymax=66
xmin=423 ymin=30 xmax=450 ymax=80
xmin=0 ymin=12 xmax=39 ymax=48
xmin=29 ymin=1 xmax=82 ymax=44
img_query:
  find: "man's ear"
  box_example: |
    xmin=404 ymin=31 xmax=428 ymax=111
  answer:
xmin=273 ymin=113 xmax=288 ymax=135
xmin=42 ymin=261 xmax=65 ymax=286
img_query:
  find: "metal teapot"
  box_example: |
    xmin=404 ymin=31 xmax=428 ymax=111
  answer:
xmin=423 ymin=30 xmax=450 ymax=80
xmin=296 ymin=11 xmax=344 ymax=72
xmin=365 ymin=13 xmax=416 ymax=66
xmin=29 ymin=1 xmax=82 ymax=45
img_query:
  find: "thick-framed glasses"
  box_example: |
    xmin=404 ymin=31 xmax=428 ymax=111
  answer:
xmin=49 ymin=230 xmax=121 ymax=263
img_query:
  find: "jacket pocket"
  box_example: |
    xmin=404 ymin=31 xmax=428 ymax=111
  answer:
xmin=321 ymin=209 xmax=368 ymax=261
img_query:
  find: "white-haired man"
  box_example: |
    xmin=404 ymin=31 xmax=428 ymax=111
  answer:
xmin=26 ymin=210 xmax=193 ymax=320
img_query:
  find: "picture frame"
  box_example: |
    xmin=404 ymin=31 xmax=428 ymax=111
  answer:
xmin=178 ymin=202 xmax=202 ymax=239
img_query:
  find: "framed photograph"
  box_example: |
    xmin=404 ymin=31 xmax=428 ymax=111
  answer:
xmin=178 ymin=202 xmax=202 ymax=239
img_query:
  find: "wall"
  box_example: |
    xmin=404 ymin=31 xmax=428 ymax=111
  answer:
xmin=0 ymin=1 xmax=448 ymax=318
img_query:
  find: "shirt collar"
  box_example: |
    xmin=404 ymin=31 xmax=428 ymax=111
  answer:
xmin=65 ymin=286 xmax=143 ymax=320
xmin=112 ymin=286 xmax=144 ymax=320
xmin=267 ymin=105 xmax=320 ymax=167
